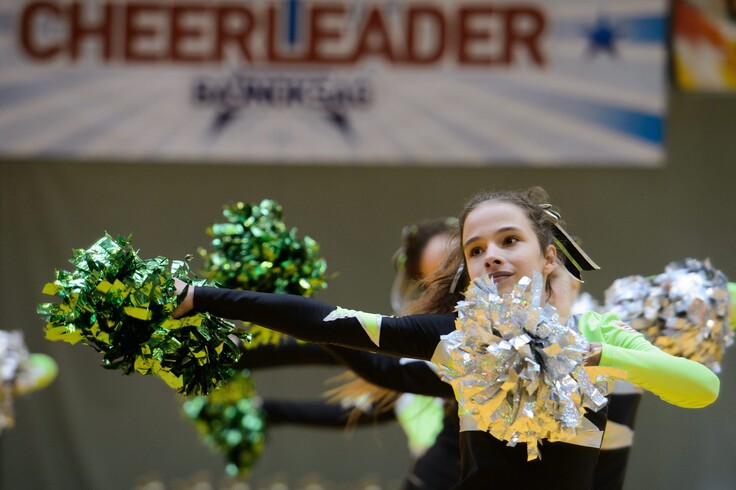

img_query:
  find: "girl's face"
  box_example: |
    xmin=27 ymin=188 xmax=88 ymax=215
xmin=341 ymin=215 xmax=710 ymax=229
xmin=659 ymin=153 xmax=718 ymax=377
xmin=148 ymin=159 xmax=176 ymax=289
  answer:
xmin=419 ymin=232 xmax=452 ymax=279
xmin=462 ymin=201 xmax=556 ymax=296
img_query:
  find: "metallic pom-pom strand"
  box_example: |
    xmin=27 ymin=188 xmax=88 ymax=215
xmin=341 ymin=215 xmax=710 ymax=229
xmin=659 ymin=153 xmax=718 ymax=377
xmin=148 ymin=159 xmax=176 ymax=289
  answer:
xmin=38 ymin=233 xmax=249 ymax=396
xmin=0 ymin=330 xmax=29 ymax=433
xmin=182 ymin=370 xmax=266 ymax=477
xmin=199 ymin=200 xmax=329 ymax=347
xmin=605 ymin=258 xmax=733 ymax=373
xmin=1 ymin=331 xmax=58 ymax=434
xmin=435 ymin=273 xmax=614 ymax=461
xmin=650 ymin=258 xmax=733 ymax=373
xmin=199 ymin=200 xmax=328 ymax=296
xmin=604 ymin=275 xmax=658 ymax=334
xmin=570 ymin=292 xmax=602 ymax=317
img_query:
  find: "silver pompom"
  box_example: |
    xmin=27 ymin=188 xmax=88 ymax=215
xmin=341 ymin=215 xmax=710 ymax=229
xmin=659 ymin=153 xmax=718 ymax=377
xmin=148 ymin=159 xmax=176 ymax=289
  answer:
xmin=605 ymin=258 xmax=733 ymax=373
xmin=650 ymin=258 xmax=733 ymax=373
xmin=604 ymin=275 xmax=658 ymax=334
xmin=1 ymin=330 xmax=30 ymax=432
xmin=434 ymin=273 xmax=613 ymax=461
xmin=570 ymin=292 xmax=602 ymax=317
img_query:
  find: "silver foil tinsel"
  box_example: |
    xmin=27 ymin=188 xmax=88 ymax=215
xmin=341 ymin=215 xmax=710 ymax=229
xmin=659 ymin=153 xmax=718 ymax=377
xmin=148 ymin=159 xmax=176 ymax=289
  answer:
xmin=605 ymin=258 xmax=733 ymax=373
xmin=0 ymin=330 xmax=30 ymax=433
xmin=570 ymin=292 xmax=602 ymax=318
xmin=434 ymin=273 xmax=613 ymax=461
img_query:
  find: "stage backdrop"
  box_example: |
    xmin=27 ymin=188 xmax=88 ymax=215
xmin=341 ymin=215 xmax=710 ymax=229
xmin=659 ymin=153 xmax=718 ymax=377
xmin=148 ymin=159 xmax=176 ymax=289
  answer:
xmin=1 ymin=0 xmax=666 ymax=164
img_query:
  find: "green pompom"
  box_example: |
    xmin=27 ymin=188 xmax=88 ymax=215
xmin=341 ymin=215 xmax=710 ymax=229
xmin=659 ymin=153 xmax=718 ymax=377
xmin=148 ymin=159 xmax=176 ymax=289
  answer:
xmin=38 ymin=233 xmax=249 ymax=396
xmin=199 ymin=200 xmax=328 ymax=297
xmin=182 ymin=370 xmax=266 ymax=477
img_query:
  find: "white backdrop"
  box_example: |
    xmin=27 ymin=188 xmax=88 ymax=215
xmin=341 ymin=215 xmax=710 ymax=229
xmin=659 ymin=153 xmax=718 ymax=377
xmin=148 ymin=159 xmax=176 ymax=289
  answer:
xmin=1 ymin=0 xmax=666 ymax=164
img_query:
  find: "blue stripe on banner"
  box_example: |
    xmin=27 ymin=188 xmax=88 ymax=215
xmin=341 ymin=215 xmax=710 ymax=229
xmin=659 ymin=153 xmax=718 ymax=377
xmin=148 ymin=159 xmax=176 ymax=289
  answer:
xmin=621 ymin=16 xmax=667 ymax=42
xmin=554 ymin=15 xmax=666 ymax=44
xmin=485 ymin=82 xmax=664 ymax=146
xmin=589 ymin=103 xmax=664 ymax=144
xmin=552 ymin=98 xmax=664 ymax=145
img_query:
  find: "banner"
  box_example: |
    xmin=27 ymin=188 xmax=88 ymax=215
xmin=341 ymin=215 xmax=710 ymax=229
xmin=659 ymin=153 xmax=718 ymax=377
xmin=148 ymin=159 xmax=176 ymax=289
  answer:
xmin=673 ymin=0 xmax=736 ymax=91
xmin=0 ymin=0 xmax=667 ymax=165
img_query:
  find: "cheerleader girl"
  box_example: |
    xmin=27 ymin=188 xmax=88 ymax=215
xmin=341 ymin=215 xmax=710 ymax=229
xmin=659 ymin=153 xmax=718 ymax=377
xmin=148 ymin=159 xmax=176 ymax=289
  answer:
xmin=236 ymin=217 xmax=460 ymax=489
xmin=172 ymin=187 xmax=719 ymax=489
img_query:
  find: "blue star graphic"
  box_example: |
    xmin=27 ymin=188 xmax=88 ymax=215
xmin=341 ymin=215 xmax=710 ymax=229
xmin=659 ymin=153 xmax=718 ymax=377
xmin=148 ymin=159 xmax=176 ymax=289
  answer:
xmin=584 ymin=15 xmax=622 ymax=58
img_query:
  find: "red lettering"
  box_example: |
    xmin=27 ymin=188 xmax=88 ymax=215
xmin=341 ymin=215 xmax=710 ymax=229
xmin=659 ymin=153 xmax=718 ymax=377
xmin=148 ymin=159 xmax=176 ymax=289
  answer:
xmin=307 ymin=4 xmax=347 ymax=63
xmin=504 ymin=7 xmax=546 ymax=66
xmin=125 ymin=3 xmax=164 ymax=62
xmin=457 ymin=6 xmax=495 ymax=65
xmin=215 ymin=5 xmax=255 ymax=62
xmin=350 ymin=6 xmax=396 ymax=63
xmin=406 ymin=6 xmax=445 ymax=64
xmin=20 ymin=2 xmax=63 ymax=60
xmin=15 ymin=1 xmax=548 ymax=68
xmin=70 ymin=2 xmax=114 ymax=60
xmin=170 ymin=5 xmax=207 ymax=62
xmin=457 ymin=6 xmax=546 ymax=66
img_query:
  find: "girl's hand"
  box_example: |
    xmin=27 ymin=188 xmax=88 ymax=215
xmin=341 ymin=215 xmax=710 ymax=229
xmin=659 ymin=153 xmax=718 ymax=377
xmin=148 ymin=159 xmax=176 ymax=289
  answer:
xmin=172 ymin=278 xmax=194 ymax=318
xmin=584 ymin=342 xmax=602 ymax=366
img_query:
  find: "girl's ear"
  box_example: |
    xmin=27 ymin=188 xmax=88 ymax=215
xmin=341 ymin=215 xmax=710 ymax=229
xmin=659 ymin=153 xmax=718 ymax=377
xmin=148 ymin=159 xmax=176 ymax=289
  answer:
xmin=542 ymin=245 xmax=557 ymax=276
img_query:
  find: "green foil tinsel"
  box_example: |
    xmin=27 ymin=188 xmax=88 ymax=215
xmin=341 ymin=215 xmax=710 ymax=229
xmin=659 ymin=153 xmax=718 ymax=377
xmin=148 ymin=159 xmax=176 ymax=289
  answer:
xmin=199 ymin=200 xmax=328 ymax=346
xmin=38 ymin=234 xmax=249 ymax=396
xmin=182 ymin=370 xmax=266 ymax=477
xmin=199 ymin=200 xmax=328 ymax=296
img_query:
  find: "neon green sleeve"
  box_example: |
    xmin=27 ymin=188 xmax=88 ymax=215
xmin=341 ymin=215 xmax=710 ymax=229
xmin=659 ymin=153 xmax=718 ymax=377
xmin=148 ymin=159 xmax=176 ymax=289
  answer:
xmin=577 ymin=311 xmax=720 ymax=409
xmin=394 ymin=394 xmax=444 ymax=456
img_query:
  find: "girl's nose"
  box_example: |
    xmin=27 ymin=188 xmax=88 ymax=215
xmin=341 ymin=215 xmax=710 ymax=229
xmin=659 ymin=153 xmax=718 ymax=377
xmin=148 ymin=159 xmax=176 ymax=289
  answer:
xmin=484 ymin=249 xmax=503 ymax=268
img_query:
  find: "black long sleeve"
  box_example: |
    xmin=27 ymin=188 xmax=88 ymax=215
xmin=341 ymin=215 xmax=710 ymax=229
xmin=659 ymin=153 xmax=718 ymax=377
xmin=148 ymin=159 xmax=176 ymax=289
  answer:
xmin=592 ymin=392 xmax=642 ymax=490
xmin=193 ymin=287 xmax=605 ymax=488
xmin=262 ymin=398 xmax=396 ymax=427
xmin=323 ymin=345 xmax=454 ymax=399
xmin=404 ymin=407 xmax=461 ymax=490
xmin=235 ymin=336 xmax=339 ymax=369
xmin=194 ymin=287 xmax=455 ymax=360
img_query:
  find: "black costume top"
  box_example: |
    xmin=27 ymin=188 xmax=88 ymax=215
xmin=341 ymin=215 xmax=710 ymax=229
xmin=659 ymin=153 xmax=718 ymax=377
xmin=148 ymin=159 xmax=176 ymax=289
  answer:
xmin=193 ymin=287 xmax=720 ymax=489
xmin=193 ymin=287 xmax=603 ymax=489
xmin=192 ymin=287 xmax=718 ymax=489
xmin=237 ymin=335 xmax=460 ymax=489
xmin=325 ymin=345 xmax=459 ymax=490
xmin=593 ymin=386 xmax=642 ymax=490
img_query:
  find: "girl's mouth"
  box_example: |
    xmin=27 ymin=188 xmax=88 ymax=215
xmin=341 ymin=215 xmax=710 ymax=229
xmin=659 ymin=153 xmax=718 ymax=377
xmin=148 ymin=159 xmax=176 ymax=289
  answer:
xmin=491 ymin=272 xmax=513 ymax=284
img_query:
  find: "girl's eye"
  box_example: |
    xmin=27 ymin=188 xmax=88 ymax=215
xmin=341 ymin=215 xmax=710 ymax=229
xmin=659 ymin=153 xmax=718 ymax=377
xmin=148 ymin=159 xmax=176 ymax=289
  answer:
xmin=469 ymin=246 xmax=483 ymax=257
xmin=503 ymin=236 xmax=519 ymax=246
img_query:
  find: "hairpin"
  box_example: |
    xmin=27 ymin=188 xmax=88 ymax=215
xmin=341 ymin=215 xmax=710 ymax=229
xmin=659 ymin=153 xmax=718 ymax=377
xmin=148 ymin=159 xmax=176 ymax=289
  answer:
xmin=449 ymin=264 xmax=465 ymax=294
xmin=540 ymin=204 xmax=600 ymax=281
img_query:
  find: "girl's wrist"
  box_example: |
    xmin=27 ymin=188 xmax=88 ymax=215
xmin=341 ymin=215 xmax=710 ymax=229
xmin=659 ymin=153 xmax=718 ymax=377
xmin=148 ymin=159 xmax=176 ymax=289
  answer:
xmin=172 ymin=279 xmax=195 ymax=318
xmin=584 ymin=342 xmax=602 ymax=366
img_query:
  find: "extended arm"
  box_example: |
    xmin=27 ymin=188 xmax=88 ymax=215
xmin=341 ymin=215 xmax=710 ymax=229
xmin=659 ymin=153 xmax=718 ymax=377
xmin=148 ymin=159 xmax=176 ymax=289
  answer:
xmin=235 ymin=336 xmax=339 ymax=370
xmin=262 ymin=398 xmax=396 ymax=426
xmin=323 ymin=346 xmax=454 ymax=398
xmin=578 ymin=311 xmax=720 ymax=408
xmin=184 ymin=285 xmax=455 ymax=360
